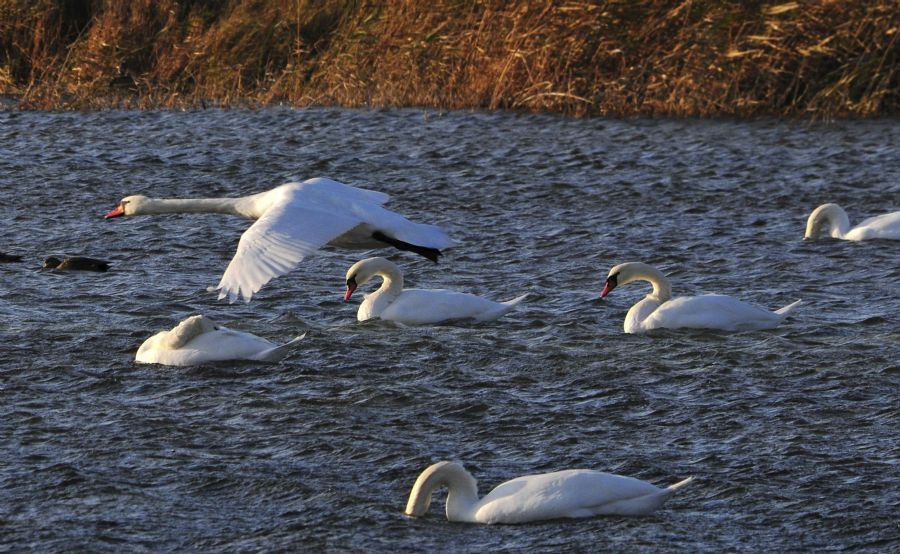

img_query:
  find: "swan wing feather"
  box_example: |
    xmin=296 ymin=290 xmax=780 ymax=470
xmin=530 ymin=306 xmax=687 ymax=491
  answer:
xmin=645 ymin=294 xmax=783 ymax=331
xmin=381 ymin=289 xmax=510 ymax=324
xmin=847 ymin=210 xmax=900 ymax=240
xmin=475 ymin=470 xmax=665 ymax=524
xmin=217 ymin=189 xmax=362 ymax=302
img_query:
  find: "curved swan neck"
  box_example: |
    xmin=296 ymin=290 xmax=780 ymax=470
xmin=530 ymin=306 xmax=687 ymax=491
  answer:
xmin=354 ymin=258 xmax=404 ymax=299
xmin=138 ymin=197 xmax=245 ymax=217
xmin=619 ymin=263 xmax=672 ymax=302
xmin=405 ymin=462 xmax=480 ymax=521
xmin=805 ymin=203 xmax=850 ymax=239
xmin=372 ymin=264 xmax=403 ymax=296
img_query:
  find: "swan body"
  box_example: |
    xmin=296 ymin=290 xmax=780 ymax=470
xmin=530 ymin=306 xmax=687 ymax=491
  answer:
xmin=804 ymin=203 xmax=900 ymax=241
xmin=601 ymin=262 xmax=801 ymax=333
xmin=106 ymin=177 xmax=455 ymax=302
xmin=343 ymin=257 xmax=526 ymax=324
xmin=404 ymin=461 xmax=693 ymax=524
xmin=136 ymin=314 xmax=305 ymax=366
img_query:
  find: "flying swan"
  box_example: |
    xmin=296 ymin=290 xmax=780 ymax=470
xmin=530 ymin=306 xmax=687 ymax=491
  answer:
xmin=136 ymin=314 xmax=305 ymax=366
xmin=105 ymin=177 xmax=455 ymax=302
xmin=804 ymin=203 xmax=900 ymax=241
xmin=404 ymin=461 xmax=693 ymax=524
xmin=600 ymin=262 xmax=801 ymax=333
xmin=343 ymin=257 xmax=527 ymax=324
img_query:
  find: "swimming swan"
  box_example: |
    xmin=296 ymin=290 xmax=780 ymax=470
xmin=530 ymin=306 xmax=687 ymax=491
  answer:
xmin=343 ymin=257 xmax=526 ymax=324
xmin=106 ymin=177 xmax=455 ymax=302
xmin=804 ymin=203 xmax=900 ymax=241
xmin=600 ymin=262 xmax=801 ymax=333
xmin=404 ymin=461 xmax=693 ymax=524
xmin=136 ymin=314 xmax=305 ymax=366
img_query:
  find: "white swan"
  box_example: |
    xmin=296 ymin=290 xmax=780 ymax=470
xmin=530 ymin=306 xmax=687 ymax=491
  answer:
xmin=404 ymin=461 xmax=693 ymax=524
xmin=105 ymin=177 xmax=455 ymax=302
xmin=804 ymin=203 xmax=900 ymax=241
xmin=600 ymin=262 xmax=801 ymax=333
xmin=343 ymin=257 xmax=526 ymax=324
xmin=136 ymin=314 xmax=305 ymax=366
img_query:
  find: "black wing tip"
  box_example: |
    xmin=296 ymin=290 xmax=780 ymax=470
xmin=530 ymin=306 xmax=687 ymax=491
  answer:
xmin=372 ymin=231 xmax=443 ymax=263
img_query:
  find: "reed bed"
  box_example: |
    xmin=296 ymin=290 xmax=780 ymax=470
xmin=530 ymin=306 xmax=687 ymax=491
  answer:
xmin=1 ymin=0 xmax=896 ymax=116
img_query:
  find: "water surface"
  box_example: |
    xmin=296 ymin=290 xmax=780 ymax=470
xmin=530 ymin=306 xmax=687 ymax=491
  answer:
xmin=0 ymin=109 xmax=898 ymax=552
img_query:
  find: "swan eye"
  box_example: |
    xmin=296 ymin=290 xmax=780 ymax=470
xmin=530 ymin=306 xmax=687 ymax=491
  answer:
xmin=346 ymin=275 xmax=357 ymax=288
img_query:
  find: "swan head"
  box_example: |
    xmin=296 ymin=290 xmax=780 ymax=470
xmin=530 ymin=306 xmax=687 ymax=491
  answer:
xmin=105 ymin=195 xmax=150 ymax=218
xmin=343 ymin=257 xmax=400 ymax=302
xmin=601 ymin=262 xmax=658 ymax=298
xmin=804 ymin=203 xmax=848 ymax=240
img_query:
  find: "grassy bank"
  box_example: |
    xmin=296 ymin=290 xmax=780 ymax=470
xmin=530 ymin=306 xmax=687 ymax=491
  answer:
xmin=1 ymin=1 xmax=897 ymax=116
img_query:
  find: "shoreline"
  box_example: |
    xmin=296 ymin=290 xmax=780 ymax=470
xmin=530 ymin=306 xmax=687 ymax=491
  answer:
xmin=2 ymin=1 xmax=897 ymax=117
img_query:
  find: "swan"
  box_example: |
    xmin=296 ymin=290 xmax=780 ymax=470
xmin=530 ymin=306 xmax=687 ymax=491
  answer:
xmin=600 ymin=262 xmax=801 ymax=333
xmin=404 ymin=461 xmax=693 ymax=524
xmin=136 ymin=314 xmax=305 ymax=366
xmin=43 ymin=256 xmax=110 ymax=272
xmin=105 ymin=177 xmax=455 ymax=302
xmin=804 ymin=203 xmax=900 ymax=240
xmin=343 ymin=257 xmax=526 ymax=324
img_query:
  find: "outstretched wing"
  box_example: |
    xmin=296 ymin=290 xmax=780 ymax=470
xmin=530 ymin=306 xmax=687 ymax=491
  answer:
xmin=215 ymin=197 xmax=361 ymax=303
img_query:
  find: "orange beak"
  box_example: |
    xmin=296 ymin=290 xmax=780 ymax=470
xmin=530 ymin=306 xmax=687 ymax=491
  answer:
xmin=343 ymin=277 xmax=358 ymax=302
xmin=105 ymin=206 xmax=125 ymax=219
xmin=600 ymin=281 xmax=615 ymax=298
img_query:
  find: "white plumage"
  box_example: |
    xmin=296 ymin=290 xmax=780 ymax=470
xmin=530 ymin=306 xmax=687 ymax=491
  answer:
xmin=106 ymin=177 xmax=455 ymax=302
xmin=136 ymin=315 xmax=304 ymax=366
xmin=804 ymin=203 xmax=900 ymax=241
xmin=405 ymin=461 xmax=693 ymax=524
xmin=344 ymin=257 xmax=526 ymax=325
xmin=601 ymin=262 xmax=801 ymax=333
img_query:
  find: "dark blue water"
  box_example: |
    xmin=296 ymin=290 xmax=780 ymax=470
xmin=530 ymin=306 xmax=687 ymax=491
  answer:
xmin=0 ymin=109 xmax=898 ymax=552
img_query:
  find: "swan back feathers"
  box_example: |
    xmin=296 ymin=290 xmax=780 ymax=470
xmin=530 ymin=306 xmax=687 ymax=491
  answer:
xmin=161 ymin=314 xmax=217 ymax=349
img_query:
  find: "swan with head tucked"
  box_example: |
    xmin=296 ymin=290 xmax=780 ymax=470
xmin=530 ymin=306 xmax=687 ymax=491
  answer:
xmin=105 ymin=177 xmax=455 ymax=302
xmin=600 ymin=262 xmax=801 ymax=333
xmin=136 ymin=314 xmax=305 ymax=366
xmin=404 ymin=461 xmax=693 ymax=524
xmin=804 ymin=203 xmax=900 ymax=241
xmin=343 ymin=257 xmax=526 ymax=325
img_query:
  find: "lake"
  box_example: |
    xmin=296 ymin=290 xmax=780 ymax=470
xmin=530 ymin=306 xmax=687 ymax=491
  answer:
xmin=0 ymin=108 xmax=897 ymax=552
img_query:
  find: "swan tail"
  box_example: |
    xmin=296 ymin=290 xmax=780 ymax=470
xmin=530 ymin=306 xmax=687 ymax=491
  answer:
xmin=254 ymin=333 xmax=307 ymax=362
xmin=666 ymin=476 xmax=694 ymax=492
xmin=502 ymin=293 xmax=529 ymax=308
xmin=471 ymin=294 xmax=528 ymax=323
xmin=593 ymin=477 xmax=692 ymax=516
xmin=775 ymin=299 xmax=803 ymax=317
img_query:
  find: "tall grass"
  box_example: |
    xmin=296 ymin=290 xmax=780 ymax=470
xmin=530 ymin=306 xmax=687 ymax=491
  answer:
xmin=1 ymin=1 xmax=896 ymax=116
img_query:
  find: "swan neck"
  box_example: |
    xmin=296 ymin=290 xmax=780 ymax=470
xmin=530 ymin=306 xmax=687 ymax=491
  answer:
xmin=806 ymin=204 xmax=850 ymax=239
xmin=377 ymin=266 xmax=403 ymax=296
xmin=367 ymin=263 xmax=403 ymax=303
xmin=141 ymin=198 xmax=244 ymax=216
xmin=641 ymin=268 xmax=672 ymax=302
xmin=405 ymin=462 xmax=480 ymax=522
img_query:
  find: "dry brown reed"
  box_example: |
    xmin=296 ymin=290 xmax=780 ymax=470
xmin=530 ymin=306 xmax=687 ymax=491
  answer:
xmin=1 ymin=0 xmax=897 ymax=116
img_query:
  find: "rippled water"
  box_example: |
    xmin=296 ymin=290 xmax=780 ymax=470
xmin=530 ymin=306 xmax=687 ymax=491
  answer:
xmin=0 ymin=108 xmax=898 ymax=552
